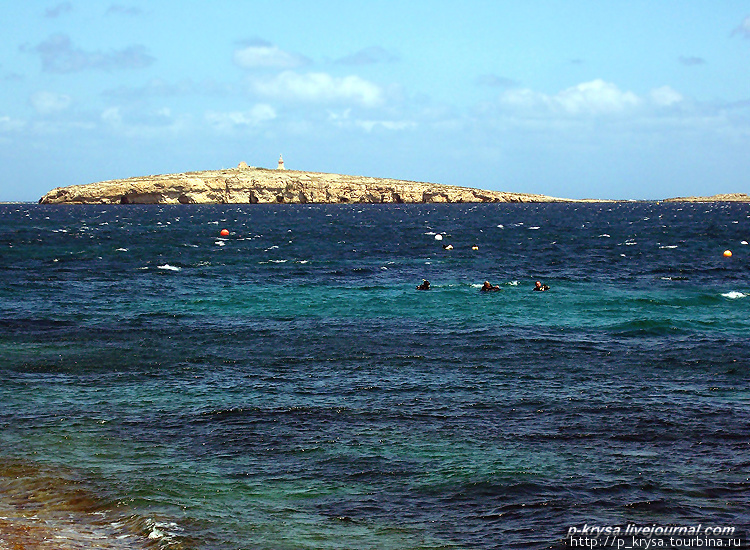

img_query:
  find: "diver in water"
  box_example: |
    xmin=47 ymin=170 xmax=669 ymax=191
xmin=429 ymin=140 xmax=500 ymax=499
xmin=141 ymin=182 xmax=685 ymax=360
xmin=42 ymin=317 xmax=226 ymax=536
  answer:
xmin=416 ymin=280 xmax=431 ymax=290
xmin=533 ymin=281 xmax=550 ymax=291
xmin=480 ymin=281 xmax=501 ymax=292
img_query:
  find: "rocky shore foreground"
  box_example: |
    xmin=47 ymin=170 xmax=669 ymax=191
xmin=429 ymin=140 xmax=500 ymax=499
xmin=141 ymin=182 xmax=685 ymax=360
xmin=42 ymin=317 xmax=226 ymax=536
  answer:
xmin=38 ymin=165 xmax=571 ymax=205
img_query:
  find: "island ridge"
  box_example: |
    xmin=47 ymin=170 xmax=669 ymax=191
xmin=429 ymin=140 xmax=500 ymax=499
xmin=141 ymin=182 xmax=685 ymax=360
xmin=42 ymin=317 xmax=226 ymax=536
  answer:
xmin=38 ymin=163 xmax=571 ymax=205
xmin=37 ymin=162 xmax=750 ymax=205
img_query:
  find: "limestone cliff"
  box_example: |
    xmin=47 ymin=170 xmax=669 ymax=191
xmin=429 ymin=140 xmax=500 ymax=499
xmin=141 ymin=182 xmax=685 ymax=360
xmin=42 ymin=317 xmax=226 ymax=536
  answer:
xmin=39 ymin=166 xmax=570 ymax=205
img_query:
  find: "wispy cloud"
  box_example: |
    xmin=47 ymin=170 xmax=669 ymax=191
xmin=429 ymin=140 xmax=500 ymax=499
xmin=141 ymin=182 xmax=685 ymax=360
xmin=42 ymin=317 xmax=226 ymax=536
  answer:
xmin=105 ymin=4 xmax=144 ymax=16
xmin=205 ymin=104 xmax=277 ymax=131
xmin=2 ymin=72 xmax=23 ymax=82
xmin=732 ymin=15 xmax=750 ymax=38
xmin=335 ymin=46 xmax=399 ymax=65
xmin=99 ymin=105 xmax=191 ymax=138
xmin=0 ymin=116 xmax=26 ymax=133
xmin=45 ymin=2 xmax=72 ymax=18
xmin=327 ymin=110 xmax=415 ymax=132
xmin=103 ymin=78 xmax=235 ymax=98
xmin=30 ymin=91 xmax=73 ymax=114
xmin=649 ymin=86 xmax=683 ymax=107
xmin=25 ymin=34 xmax=154 ymax=73
xmin=249 ymin=71 xmax=384 ymax=108
xmin=355 ymin=119 xmax=416 ymax=132
xmin=233 ymin=40 xmax=309 ymax=69
xmin=679 ymin=55 xmax=706 ymax=66
xmin=475 ymin=74 xmax=518 ymax=88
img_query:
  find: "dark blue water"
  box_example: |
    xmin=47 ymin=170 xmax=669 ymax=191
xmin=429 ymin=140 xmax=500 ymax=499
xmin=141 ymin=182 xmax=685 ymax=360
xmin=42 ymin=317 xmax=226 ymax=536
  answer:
xmin=0 ymin=202 xmax=748 ymax=549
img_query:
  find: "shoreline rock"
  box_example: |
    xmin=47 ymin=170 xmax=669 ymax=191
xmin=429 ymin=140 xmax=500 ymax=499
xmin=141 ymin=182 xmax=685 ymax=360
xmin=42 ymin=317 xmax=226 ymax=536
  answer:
xmin=39 ymin=166 xmax=574 ymax=205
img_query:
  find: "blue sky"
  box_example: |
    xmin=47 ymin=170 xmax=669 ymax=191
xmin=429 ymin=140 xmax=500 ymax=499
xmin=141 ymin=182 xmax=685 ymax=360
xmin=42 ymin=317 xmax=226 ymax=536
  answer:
xmin=1 ymin=1 xmax=749 ymax=201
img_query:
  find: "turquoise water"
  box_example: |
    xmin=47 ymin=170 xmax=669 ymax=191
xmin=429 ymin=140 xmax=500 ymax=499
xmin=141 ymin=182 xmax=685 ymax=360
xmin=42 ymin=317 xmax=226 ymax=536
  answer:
xmin=0 ymin=202 xmax=748 ymax=549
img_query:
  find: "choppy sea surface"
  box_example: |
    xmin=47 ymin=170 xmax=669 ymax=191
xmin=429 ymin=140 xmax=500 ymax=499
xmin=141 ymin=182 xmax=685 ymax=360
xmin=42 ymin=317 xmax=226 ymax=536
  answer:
xmin=0 ymin=202 xmax=748 ymax=550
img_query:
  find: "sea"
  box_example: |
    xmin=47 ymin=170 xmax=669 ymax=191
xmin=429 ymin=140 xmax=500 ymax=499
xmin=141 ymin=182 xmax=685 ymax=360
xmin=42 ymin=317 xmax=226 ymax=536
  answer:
xmin=0 ymin=201 xmax=748 ymax=550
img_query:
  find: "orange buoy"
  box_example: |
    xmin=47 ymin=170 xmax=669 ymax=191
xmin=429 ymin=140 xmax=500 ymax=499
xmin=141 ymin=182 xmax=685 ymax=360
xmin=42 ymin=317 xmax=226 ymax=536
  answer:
xmin=220 ymin=229 xmax=229 ymax=237
xmin=723 ymin=250 xmax=732 ymax=257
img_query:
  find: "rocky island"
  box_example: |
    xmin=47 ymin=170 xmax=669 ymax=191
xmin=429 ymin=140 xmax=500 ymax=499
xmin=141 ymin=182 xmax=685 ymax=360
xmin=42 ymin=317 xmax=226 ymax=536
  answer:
xmin=39 ymin=158 xmax=570 ymax=205
xmin=664 ymin=193 xmax=750 ymax=203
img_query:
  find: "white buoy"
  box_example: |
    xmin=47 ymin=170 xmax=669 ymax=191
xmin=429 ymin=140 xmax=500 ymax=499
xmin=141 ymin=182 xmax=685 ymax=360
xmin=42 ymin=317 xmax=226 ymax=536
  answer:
xmin=434 ymin=234 xmax=443 ymax=241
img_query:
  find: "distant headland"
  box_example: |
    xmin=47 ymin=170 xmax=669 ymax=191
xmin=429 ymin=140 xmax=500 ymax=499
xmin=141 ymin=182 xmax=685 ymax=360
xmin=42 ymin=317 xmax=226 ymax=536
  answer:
xmin=37 ymin=157 xmax=749 ymax=205
xmin=38 ymin=156 xmax=573 ymax=205
xmin=663 ymin=193 xmax=750 ymax=203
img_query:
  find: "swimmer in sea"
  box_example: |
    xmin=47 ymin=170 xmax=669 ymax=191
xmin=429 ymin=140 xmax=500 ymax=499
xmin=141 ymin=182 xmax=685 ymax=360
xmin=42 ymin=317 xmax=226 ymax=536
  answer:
xmin=416 ymin=280 xmax=431 ymax=291
xmin=533 ymin=281 xmax=550 ymax=291
xmin=480 ymin=281 xmax=501 ymax=292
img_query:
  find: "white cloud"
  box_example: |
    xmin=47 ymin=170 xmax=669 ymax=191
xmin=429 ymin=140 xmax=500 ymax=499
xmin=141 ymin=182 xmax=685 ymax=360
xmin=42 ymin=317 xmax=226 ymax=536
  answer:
xmin=233 ymin=44 xmax=308 ymax=69
xmin=30 ymin=91 xmax=72 ymax=114
xmin=556 ymin=80 xmax=640 ymax=115
xmin=205 ymin=104 xmax=276 ymax=130
xmin=499 ymin=79 xmax=642 ymax=116
xmin=250 ymin=71 xmax=384 ymax=108
xmin=650 ymin=86 xmax=683 ymax=107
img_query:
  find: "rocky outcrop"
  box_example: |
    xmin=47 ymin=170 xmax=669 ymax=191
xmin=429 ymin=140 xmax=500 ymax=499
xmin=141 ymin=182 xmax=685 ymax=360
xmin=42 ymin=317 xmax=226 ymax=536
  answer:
xmin=664 ymin=193 xmax=750 ymax=203
xmin=39 ymin=166 xmax=571 ymax=205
